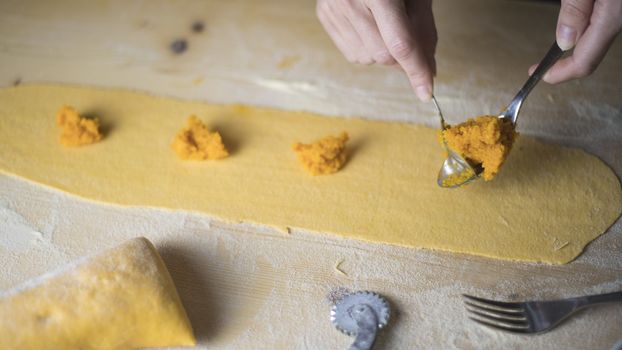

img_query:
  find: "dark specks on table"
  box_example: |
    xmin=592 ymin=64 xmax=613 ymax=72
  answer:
xmin=170 ymin=38 xmax=188 ymax=55
xmin=168 ymin=20 xmax=205 ymax=55
xmin=191 ymin=20 xmax=205 ymax=34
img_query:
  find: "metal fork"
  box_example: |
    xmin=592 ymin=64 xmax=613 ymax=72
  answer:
xmin=463 ymin=291 xmax=622 ymax=334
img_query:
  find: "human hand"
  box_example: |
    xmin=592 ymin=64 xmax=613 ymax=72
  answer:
xmin=529 ymin=0 xmax=622 ymax=83
xmin=316 ymin=0 xmax=437 ymax=102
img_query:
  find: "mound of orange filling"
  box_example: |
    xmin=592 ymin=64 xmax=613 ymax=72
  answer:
xmin=442 ymin=116 xmax=517 ymax=181
xmin=293 ymin=132 xmax=349 ymax=175
xmin=172 ymin=116 xmax=229 ymax=160
xmin=56 ymin=106 xmax=102 ymax=146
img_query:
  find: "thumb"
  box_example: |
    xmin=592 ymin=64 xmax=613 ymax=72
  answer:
xmin=556 ymin=0 xmax=594 ymax=50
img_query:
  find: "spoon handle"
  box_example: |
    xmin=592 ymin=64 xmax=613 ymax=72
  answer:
xmin=504 ymin=41 xmax=564 ymax=123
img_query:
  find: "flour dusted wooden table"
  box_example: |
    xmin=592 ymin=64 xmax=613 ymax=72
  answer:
xmin=0 ymin=0 xmax=621 ymax=348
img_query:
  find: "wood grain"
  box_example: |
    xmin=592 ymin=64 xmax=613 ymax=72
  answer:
xmin=0 ymin=0 xmax=620 ymax=349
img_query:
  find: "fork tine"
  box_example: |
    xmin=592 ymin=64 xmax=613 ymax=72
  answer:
xmin=466 ymin=307 xmax=528 ymax=327
xmin=463 ymin=299 xmax=524 ymax=316
xmin=464 ymin=303 xmax=527 ymax=322
xmin=468 ymin=316 xmax=530 ymax=334
xmin=462 ymin=294 xmax=523 ymax=313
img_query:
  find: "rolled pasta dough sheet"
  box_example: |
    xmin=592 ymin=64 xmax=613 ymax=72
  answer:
xmin=0 ymin=84 xmax=620 ymax=264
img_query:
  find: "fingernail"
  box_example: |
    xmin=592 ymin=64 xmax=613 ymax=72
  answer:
xmin=557 ymin=24 xmax=576 ymax=51
xmin=415 ymin=85 xmax=432 ymax=102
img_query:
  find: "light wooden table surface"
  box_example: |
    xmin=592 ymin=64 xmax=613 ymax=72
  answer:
xmin=1 ymin=0 xmax=621 ymax=349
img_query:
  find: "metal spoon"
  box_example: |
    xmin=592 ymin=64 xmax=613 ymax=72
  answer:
xmin=433 ymin=95 xmax=480 ymax=188
xmin=436 ymin=41 xmax=564 ymax=188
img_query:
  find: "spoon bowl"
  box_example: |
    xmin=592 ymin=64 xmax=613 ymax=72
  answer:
xmin=431 ymin=95 xmax=481 ymax=188
xmin=437 ymin=148 xmax=481 ymax=188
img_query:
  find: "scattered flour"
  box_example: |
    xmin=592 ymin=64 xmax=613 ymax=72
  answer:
xmin=0 ymin=203 xmax=44 ymax=252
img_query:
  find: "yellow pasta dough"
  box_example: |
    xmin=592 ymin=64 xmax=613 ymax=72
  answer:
xmin=0 ymin=237 xmax=195 ymax=350
xmin=0 ymin=84 xmax=620 ymax=264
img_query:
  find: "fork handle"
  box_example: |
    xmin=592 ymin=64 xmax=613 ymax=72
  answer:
xmin=578 ymin=290 xmax=622 ymax=307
